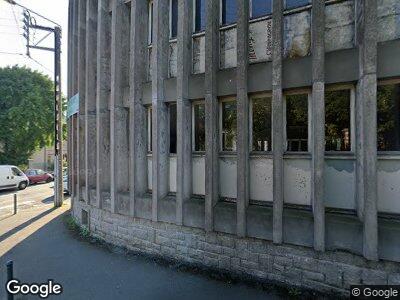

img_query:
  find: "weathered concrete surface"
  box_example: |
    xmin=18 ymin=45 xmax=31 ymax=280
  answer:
xmin=283 ymin=11 xmax=311 ymax=58
xmin=377 ymin=0 xmax=400 ymax=42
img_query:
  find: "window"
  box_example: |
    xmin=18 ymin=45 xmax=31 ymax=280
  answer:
xmin=221 ymin=100 xmax=237 ymax=151
xmin=193 ymin=102 xmax=205 ymax=151
xmin=285 ymin=0 xmax=309 ymax=10
xmin=251 ymin=0 xmax=272 ymax=19
xmin=221 ymin=0 xmax=237 ymax=26
xmin=286 ymin=94 xmax=308 ymax=152
xmin=147 ymin=107 xmax=152 ymax=152
xmin=252 ymin=96 xmax=272 ymax=151
xmin=377 ymin=83 xmax=400 ymax=151
xmin=194 ymin=0 xmax=206 ymax=32
xmin=325 ymin=89 xmax=351 ymax=151
xmin=170 ymin=0 xmax=178 ymax=38
xmin=11 ymin=167 xmax=23 ymax=177
xmin=148 ymin=1 xmax=154 ymax=44
xmin=170 ymin=104 xmax=177 ymax=154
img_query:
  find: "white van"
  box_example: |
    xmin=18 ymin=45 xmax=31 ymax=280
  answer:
xmin=0 ymin=165 xmax=29 ymax=191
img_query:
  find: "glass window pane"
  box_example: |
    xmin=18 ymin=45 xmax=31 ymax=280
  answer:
xmin=170 ymin=104 xmax=177 ymax=154
xmin=222 ymin=101 xmax=237 ymax=151
xmin=377 ymin=84 xmax=400 ymax=151
xmin=171 ymin=0 xmax=178 ymax=38
xmin=194 ymin=103 xmax=206 ymax=151
xmin=251 ymin=0 xmax=272 ymax=19
xmin=195 ymin=0 xmax=206 ymax=32
xmin=325 ymin=90 xmax=351 ymax=151
xmin=222 ymin=0 xmax=237 ymax=25
xmin=286 ymin=94 xmax=308 ymax=152
xmin=148 ymin=1 xmax=153 ymax=44
xmin=252 ymin=96 xmax=272 ymax=151
xmin=285 ymin=0 xmax=309 ymax=10
xmin=147 ymin=107 xmax=152 ymax=152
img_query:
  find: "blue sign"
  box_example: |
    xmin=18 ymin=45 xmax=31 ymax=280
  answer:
xmin=67 ymin=94 xmax=79 ymax=118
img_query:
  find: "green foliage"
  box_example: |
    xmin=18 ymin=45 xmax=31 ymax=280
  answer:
xmin=0 ymin=66 xmax=55 ymax=166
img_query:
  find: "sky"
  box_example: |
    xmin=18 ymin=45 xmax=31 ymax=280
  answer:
xmin=0 ymin=0 xmax=69 ymax=95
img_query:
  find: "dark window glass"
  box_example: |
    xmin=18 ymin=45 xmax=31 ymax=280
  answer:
xmin=222 ymin=101 xmax=237 ymax=151
xmin=149 ymin=2 xmax=153 ymax=44
xmin=194 ymin=103 xmax=206 ymax=151
xmin=195 ymin=0 xmax=206 ymax=32
xmin=12 ymin=167 xmax=22 ymax=176
xmin=171 ymin=0 xmax=178 ymax=38
xmin=170 ymin=104 xmax=177 ymax=154
xmin=285 ymin=0 xmax=309 ymax=10
xmin=147 ymin=107 xmax=152 ymax=152
xmin=222 ymin=0 xmax=237 ymax=25
xmin=325 ymin=90 xmax=351 ymax=151
xmin=251 ymin=0 xmax=272 ymax=19
xmin=286 ymin=94 xmax=308 ymax=152
xmin=377 ymin=84 xmax=400 ymax=151
xmin=252 ymin=96 xmax=272 ymax=151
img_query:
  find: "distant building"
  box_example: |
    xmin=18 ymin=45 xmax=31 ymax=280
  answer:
xmin=68 ymin=0 xmax=400 ymax=294
xmin=29 ymin=143 xmax=67 ymax=171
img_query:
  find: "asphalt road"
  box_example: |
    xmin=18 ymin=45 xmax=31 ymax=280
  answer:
xmin=0 ymin=184 xmax=283 ymax=299
xmin=0 ymin=183 xmax=55 ymax=220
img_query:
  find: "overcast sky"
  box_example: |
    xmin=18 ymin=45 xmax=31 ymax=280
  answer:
xmin=0 ymin=0 xmax=69 ymax=95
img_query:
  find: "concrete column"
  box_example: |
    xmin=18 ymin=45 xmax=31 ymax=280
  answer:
xmin=96 ymin=0 xmax=111 ymax=209
xmin=77 ymin=0 xmax=87 ymax=202
xmin=85 ymin=0 xmax=98 ymax=206
xmin=176 ymin=0 xmax=193 ymax=225
xmin=151 ymin=0 xmax=170 ymax=222
xmin=355 ymin=0 xmax=378 ymax=261
xmin=311 ymin=0 xmax=326 ymax=252
xmin=129 ymin=0 xmax=148 ymax=217
xmin=67 ymin=0 xmax=73 ymax=194
xmin=236 ymin=0 xmax=249 ymax=237
xmin=204 ymin=0 xmax=220 ymax=232
xmin=110 ymin=0 xmax=130 ymax=214
xmin=272 ymin=0 xmax=284 ymax=244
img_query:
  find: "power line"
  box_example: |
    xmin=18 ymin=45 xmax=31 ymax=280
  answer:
xmin=0 ymin=50 xmax=23 ymax=56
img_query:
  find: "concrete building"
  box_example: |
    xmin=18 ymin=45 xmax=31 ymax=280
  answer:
xmin=67 ymin=0 xmax=400 ymax=294
xmin=28 ymin=144 xmax=68 ymax=171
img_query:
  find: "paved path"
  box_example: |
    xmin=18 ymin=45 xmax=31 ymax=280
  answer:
xmin=0 ymin=186 xmax=282 ymax=299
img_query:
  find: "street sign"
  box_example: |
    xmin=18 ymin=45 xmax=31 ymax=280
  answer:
xmin=67 ymin=94 xmax=79 ymax=118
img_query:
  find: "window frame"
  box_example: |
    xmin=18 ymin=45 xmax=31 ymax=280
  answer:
xmin=219 ymin=96 xmax=237 ymax=153
xmin=283 ymin=89 xmax=312 ymax=154
xmin=249 ymin=92 xmax=273 ymax=154
xmin=192 ymin=0 xmax=206 ymax=33
xmin=192 ymin=100 xmax=206 ymax=153
xmin=220 ymin=0 xmax=238 ymax=27
xmin=147 ymin=106 xmax=153 ymax=153
xmin=169 ymin=0 xmax=178 ymax=40
xmin=324 ymin=84 xmax=356 ymax=155
xmin=249 ymin=0 xmax=273 ymax=20
xmin=284 ymin=0 xmax=310 ymax=11
xmin=148 ymin=0 xmax=154 ymax=45
xmin=169 ymin=102 xmax=177 ymax=155
xmin=377 ymin=78 xmax=400 ymax=155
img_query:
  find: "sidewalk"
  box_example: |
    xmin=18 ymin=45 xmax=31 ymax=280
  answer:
xmin=0 ymin=200 xmax=281 ymax=299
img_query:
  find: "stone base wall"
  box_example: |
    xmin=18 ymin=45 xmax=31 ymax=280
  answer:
xmin=72 ymin=201 xmax=400 ymax=296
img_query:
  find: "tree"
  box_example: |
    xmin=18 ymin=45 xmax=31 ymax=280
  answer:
xmin=0 ymin=66 xmax=55 ymax=167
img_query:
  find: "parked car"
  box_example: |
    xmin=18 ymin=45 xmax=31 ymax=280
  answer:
xmin=25 ymin=169 xmax=54 ymax=184
xmin=0 ymin=165 xmax=29 ymax=190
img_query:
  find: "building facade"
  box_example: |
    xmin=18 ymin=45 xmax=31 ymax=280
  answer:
xmin=68 ymin=0 xmax=400 ymax=294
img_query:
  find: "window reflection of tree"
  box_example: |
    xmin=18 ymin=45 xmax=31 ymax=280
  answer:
xmin=252 ymin=97 xmax=272 ymax=152
xmin=286 ymin=94 xmax=308 ymax=152
xmin=377 ymin=84 xmax=400 ymax=151
xmin=325 ymin=90 xmax=351 ymax=151
xmin=222 ymin=101 xmax=237 ymax=151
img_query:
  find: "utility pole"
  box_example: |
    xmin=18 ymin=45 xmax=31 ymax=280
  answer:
xmin=13 ymin=1 xmax=64 ymax=207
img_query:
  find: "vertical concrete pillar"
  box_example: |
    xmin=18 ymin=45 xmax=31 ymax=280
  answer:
xmin=110 ymin=0 xmax=130 ymax=214
xmin=272 ymin=0 xmax=284 ymax=244
xmin=176 ymin=0 xmax=193 ymax=225
xmin=72 ymin=0 xmax=79 ymax=203
xmin=85 ymin=0 xmax=98 ymax=206
xmin=77 ymin=0 xmax=87 ymax=202
xmin=96 ymin=0 xmax=111 ymax=209
xmin=204 ymin=0 xmax=220 ymax=232
xmin=129 ymin=0 xmax=148 ymax=217
xmin=355 ymin=0 xmax=378 ymax=261
xmin=236 ymin=0 xmax=249 ymax=237
xmin=311 ymin=0 xmax=326 ymax=252
xmin=67 ymin=0 xmax=73 ymax=195
xmin=151 ymin=0 xmax=170 ymax=222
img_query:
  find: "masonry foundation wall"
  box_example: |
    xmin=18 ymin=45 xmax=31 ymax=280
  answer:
xmin=73 ymin=200 xmax=400 ymax=296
